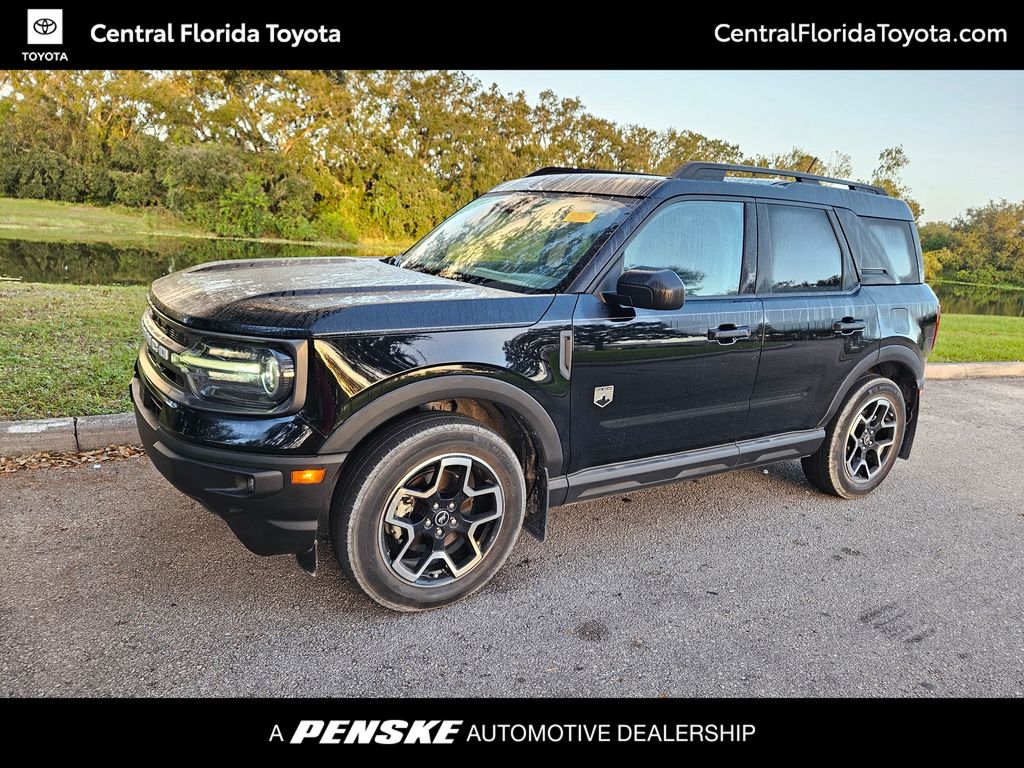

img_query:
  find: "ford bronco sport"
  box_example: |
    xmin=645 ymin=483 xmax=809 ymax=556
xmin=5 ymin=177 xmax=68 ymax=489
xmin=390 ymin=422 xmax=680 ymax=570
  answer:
xmin=133 ymin=162 xmax=940 ymax=611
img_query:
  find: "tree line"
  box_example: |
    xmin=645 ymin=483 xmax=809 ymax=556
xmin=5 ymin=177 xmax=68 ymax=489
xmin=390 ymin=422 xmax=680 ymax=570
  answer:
xmin=920 ymin=202 xmax=1024 ymax=287
xmin=1 ymin=70 xmax=922 ymax=245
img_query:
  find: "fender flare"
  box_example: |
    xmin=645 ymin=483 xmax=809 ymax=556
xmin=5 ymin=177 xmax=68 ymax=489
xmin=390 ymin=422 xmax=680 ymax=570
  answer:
xmin=318 ymin=374 xmax=564 ymax=475
xmin=818 ymin=343 xmax=925 ymax=428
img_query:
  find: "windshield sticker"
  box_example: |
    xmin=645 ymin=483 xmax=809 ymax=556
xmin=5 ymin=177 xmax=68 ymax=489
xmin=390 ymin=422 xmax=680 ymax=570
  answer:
xmin=563 ymin=211 xmax=597 ymax=223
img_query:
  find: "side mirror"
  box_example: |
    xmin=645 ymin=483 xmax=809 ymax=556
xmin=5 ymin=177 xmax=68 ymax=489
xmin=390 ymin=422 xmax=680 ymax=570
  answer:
xmin=613 ymin=268 xmax=685 ymax=311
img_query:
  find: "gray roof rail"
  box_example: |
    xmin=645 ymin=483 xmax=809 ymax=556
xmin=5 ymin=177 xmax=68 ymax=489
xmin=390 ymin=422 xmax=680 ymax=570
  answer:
xmin=671 ymin=162 xmax=888 ymax=196
xmin=526 ymin=166 xmax=658 ymax=178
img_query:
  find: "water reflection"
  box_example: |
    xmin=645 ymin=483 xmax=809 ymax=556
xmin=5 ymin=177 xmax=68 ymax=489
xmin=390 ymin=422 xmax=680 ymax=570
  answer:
xmin=4 ymin=237 xmax=1022 ymax=320
xmin=931 ymin=281 xmax=1024 ymax=317
xmin=0 ymin=237 xmax=373 ymax=285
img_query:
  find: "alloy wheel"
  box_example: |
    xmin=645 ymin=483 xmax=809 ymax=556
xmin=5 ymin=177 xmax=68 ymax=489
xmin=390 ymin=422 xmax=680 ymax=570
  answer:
xmin=844 ymin=396 xmax=899 ymax=481
xmin=379 ymin=454 xmax=504 ymax=586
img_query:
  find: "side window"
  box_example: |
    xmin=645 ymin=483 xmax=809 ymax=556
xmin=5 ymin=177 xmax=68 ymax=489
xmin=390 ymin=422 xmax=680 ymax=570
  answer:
xmin=765 ymin=205 xmax=842 ymax=292
xmin=860 ymin=217 xmax=920 ymax=283
xmin=623 ymin=201 xmax=743 ymax=297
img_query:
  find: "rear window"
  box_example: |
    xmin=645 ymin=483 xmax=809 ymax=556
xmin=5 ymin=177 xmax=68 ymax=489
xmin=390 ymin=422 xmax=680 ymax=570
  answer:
xmin=859 ymin=217 xmax=920 ymax=283
xmin=764 ymin=204 xmax=843 ymax=293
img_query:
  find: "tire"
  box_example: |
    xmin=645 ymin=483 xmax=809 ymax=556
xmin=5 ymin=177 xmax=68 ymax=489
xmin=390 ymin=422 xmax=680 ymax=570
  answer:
xmin=330 ymin=412 xmax=526 ymax=611
xmin=802 ymin=376 xmax=906 ymax=499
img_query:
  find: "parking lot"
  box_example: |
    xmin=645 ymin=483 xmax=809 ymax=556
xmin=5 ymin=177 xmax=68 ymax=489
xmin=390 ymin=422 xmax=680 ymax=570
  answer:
xmin=1 ymin=378 xmax=1022 ymax=697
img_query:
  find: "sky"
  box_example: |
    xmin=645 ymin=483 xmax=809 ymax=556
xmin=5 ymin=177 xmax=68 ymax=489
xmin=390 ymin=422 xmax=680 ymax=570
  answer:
xmin=467 ymin=71 xmax=1023 ymax=222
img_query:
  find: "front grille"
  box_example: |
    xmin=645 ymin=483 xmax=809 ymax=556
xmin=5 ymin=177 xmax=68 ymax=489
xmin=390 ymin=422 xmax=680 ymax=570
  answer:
xmin=142 ymin=307 xmax=194 ymax=393
xmin=151 ymin=311 xmax=192 ymax=347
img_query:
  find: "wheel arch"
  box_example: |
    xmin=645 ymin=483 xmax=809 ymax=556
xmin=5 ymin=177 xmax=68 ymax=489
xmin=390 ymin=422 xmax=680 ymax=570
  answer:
xmin=819 ymin=342 xmax=924 ymax=459
xmin=319 ymin=374 xmax=564 ymax=477
xmin=320 ymin=374 xmax=563 ymax=542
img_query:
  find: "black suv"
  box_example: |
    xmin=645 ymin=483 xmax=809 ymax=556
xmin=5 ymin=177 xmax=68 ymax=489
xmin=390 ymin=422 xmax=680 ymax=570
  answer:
xmin=133 ymin=162 xmax=940 ymax=611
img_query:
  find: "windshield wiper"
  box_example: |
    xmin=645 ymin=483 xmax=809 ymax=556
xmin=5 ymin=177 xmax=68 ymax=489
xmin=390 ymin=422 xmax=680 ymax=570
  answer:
xmin=392 ymin=261 xmax=501 ymax=289
xmin=440 ymin=270 xmax=499 ymax=287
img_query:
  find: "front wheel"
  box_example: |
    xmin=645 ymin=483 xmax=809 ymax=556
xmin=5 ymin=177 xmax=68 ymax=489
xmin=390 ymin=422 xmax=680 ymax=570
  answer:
xmin=331 ymin=413 xmax=526 ymax=611
xmin=802 ymin=376 xmax=906 ymax=499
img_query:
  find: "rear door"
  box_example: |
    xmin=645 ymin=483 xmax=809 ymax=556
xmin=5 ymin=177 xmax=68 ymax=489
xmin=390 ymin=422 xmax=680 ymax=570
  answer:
xmin=747 ymin=201 xmax=878 ymax=436
xmin=569 ymin=197 xmax=763 ymax=471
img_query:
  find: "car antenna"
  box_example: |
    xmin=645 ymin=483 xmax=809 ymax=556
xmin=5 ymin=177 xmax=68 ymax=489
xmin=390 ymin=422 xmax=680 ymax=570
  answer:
xmin=804 ymin=156 xmax=819 ymax=174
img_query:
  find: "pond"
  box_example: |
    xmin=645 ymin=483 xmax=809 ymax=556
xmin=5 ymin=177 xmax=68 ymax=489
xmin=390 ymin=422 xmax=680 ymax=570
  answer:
xmin=0 ymin=237 xmax=377 ymax=285
xmin=2 ymin=238 xmax=1022 ymax=317
xmin=931 ymin=281 xmax=1024 ymax=317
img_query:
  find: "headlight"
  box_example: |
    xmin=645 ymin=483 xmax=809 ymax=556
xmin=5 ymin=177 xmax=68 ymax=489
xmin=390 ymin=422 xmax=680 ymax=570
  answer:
xmin=171 ymin=342 xmax=295 ymax=406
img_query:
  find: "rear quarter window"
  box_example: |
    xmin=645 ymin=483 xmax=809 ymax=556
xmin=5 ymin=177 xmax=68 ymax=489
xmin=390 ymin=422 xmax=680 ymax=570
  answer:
xmin=838 ymin=210 xmax=921 ymax=284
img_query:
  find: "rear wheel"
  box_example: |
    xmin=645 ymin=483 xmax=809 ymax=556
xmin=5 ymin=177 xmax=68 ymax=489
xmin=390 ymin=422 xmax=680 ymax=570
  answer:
xmin=331 ymin=413 xmax=526 ymax=611
xmin=802 ymin=376 xmax=906 ymax=498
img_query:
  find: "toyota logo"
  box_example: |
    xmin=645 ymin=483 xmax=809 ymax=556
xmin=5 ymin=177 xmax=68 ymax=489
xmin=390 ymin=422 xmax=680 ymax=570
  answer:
xmin=33 ymin=18 xmax=58 ymax=35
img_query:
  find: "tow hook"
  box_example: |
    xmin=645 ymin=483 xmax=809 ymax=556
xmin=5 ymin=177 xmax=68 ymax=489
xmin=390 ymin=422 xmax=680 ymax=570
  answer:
xmin=295 ymin=539 xmax=317 ymax=576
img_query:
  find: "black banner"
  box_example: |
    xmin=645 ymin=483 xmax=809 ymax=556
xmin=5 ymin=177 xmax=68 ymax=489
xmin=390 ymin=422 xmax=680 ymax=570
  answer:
xmin=1 ymin=6 xmax=1018 ymax=69
xmin=4 ymin=697 xmax=1017 ymax=754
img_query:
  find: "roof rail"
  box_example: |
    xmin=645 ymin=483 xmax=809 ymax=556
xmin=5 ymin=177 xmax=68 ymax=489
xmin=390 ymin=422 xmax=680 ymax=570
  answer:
xmin=671 ymin=162 xmax=888 ymax=196
xmin=526 ymin=166 xmax=651 ymax=178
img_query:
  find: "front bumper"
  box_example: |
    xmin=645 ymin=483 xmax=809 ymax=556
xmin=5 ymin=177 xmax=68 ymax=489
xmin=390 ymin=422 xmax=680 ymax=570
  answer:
xmin=131 ymin=376 xmax=346 ymax=558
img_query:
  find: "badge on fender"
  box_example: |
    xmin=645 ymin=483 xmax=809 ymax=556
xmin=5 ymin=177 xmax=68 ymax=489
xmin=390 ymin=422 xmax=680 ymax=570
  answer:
xmin=594 ymin=385 xmax=614 ymax=408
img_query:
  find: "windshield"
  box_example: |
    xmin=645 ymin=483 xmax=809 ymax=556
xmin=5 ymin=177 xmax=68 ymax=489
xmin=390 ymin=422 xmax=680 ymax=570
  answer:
xmin=394 ymin=192 xmax=632 ymax=293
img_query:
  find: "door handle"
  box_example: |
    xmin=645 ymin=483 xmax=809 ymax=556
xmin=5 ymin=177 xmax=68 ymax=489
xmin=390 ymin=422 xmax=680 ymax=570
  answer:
xmin=707 ymin=324 xmax=751 ymax=345
xmin=833 ymin=318 xmax=866 ymax=335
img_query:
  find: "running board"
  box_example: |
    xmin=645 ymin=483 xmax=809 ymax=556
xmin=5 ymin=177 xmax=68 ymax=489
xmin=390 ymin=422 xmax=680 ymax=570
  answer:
xmin=554 ymin=429 xmax=825 ymax=504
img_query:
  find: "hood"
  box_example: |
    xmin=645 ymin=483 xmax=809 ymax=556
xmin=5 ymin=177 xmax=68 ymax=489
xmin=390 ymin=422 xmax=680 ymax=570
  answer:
xmin=148 ymin=257 xmax=556 ymax=338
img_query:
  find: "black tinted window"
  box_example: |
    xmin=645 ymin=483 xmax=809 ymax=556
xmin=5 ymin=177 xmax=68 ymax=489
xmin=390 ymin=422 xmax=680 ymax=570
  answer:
xmin=623 ymin=201 xmax=743 ymax=296
xmin=766 ymin=205 xmax=842 ymax=292
xmin=861 ymin=217 xmax=920 ymax=283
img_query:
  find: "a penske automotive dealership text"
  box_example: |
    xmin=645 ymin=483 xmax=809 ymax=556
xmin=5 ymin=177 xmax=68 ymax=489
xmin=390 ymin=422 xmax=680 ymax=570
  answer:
xmin=278 ymin=720 xmax=756 ymax=744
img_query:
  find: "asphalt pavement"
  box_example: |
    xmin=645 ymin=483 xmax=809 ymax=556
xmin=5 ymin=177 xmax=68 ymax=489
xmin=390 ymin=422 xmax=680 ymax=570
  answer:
xmin=2 ymin=378 xmax=1022 ymax=697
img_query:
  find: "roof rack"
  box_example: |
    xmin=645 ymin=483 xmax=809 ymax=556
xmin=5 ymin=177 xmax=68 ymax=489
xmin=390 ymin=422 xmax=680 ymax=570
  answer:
xmin=671 ymin=162 xmax=888 ymax=196
xmin=526 ymin=166 xmax=652 ymax=178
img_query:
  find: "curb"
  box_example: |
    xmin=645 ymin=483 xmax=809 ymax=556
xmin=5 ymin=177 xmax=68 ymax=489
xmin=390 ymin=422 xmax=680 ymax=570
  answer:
xmin=1 ymin=414 xmax=140 ymax=457
xmin=76 ymin=413 xmax=140 ymax=451
xmin=0 ymin=418 xmax=77 ymax=454
xmin=924 ymin=361 xmax=1024 ymax=380
xmin=1 ymin=362 xmax=1023 ymax=457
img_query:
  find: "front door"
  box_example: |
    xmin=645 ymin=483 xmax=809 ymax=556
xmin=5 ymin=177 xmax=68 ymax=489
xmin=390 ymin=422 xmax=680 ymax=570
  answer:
xmin=569 ymin=198 xmax=763 ymax=472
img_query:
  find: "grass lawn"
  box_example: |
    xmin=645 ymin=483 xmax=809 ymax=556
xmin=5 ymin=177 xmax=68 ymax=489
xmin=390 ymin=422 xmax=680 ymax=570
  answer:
xmin=0 ymin=282 xmax=147 ymax=420
xmin=1 ymin=281 xmax=1020 ymax=421
xmin=929 ymin=313 xmax=1024 ymax=363
xmin=0 ymin=197 xmax=404 ymax=253
xmin=0 ymin=197 xmax=204 ymax=244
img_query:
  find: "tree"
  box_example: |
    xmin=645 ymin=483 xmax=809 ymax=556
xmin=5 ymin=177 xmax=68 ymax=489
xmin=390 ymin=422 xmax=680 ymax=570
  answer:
xmin=919 ymin=221 xmax=955 ymax=252
xmin=918 ymin=200 xmax=1024 ymax=286
xmin=871 ymin=145 xmax=922 ymax=219
xmin=0 ymin=69 xmax=934 ymax=246
xmin=922 ymin=248 xmax=946 ymax=282
xmin=952 ymin=200 xmax=1024 ymax=282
